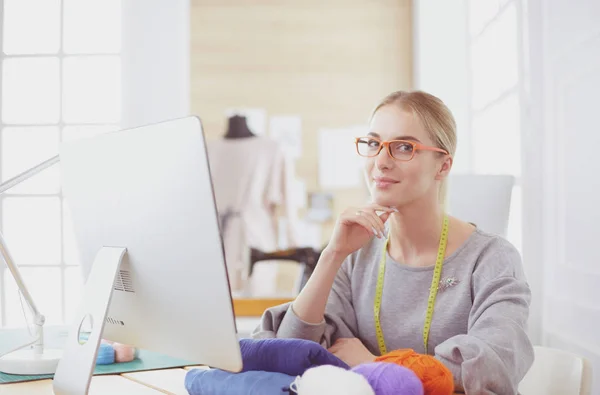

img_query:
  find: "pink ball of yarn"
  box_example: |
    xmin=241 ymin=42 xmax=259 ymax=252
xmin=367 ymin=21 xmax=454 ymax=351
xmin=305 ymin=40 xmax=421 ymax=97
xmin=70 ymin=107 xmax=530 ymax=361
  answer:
xmin=112 ymin=343 xmax=136 ymax=363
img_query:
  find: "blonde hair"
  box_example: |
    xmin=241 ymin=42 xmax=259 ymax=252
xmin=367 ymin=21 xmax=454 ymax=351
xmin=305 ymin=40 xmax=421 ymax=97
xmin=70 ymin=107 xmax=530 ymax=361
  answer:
xmin=371 ymin=90 xmax=457 ymax=204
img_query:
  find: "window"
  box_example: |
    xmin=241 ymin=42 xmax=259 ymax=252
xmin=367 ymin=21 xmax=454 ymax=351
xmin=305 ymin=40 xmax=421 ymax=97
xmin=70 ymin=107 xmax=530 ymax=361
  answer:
xmin=0 ymin=0 xmax=121 ymax=328
xmin=467 ymin=0 xmax=523 ymax=252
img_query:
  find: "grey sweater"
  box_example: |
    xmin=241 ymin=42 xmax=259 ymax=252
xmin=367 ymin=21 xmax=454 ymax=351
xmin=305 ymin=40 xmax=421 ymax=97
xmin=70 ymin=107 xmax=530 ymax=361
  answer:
xmin=252 ymin=228 xmax=534 ymax=394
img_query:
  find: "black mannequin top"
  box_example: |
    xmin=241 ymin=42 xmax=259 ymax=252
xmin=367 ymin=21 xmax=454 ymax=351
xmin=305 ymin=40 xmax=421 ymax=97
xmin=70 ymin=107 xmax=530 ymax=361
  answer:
xmin=224 ymin=115 xmax=255 ymax=139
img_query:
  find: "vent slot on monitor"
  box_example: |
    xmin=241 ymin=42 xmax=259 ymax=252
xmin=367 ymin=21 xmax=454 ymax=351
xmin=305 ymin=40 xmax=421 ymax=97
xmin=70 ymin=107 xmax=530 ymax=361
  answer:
xmin=105 ymin=316 xmax=125 ymax=326
xmin=113 ymin=269 xmax=135 ymax=293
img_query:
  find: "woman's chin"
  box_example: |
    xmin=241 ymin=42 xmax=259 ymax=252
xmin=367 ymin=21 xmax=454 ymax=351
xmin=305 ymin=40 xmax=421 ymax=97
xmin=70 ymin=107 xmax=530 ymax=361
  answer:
xmin=371 ymin=193 xmax=401 ymax=208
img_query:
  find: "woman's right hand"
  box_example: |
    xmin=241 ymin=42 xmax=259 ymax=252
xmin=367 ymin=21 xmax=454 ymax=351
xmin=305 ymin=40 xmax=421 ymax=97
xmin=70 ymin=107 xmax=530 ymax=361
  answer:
xmin=324 ymin=203 xmax=396 ymax=259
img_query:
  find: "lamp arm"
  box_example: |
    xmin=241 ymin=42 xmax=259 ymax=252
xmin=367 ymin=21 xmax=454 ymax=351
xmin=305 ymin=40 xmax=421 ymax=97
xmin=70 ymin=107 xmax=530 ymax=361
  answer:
xmin=0 ymin=231 xmax=42 ymax=322
xmin=0 ymin=154 xmax=60 ymax=353
xmin=0 ymin=155 xmax=59 ymax=195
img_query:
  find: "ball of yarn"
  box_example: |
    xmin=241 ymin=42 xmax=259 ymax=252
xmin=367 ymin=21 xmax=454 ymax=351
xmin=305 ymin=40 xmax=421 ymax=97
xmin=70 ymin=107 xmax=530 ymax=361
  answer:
xmin=112 ymin=342 xmax=136 ymax=363
xmin=375 ymin=349 xmax=454 ymax=395
xmin=352 ymin=362 xmax=424 ymax=395
xmin=96 ymin=342 xmax=115 ymax=365
xmin=293 ymin=365 xmax=375 ymax=395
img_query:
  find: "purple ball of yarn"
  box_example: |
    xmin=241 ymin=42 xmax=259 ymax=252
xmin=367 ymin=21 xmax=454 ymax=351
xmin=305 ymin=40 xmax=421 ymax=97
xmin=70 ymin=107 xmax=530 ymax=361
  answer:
xmin=352 ymin=362 xmax=424 ymax=395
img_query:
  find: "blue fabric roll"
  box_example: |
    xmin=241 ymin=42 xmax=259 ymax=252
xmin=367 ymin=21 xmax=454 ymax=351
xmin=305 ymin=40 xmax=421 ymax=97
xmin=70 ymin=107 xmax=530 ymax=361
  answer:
xmin=185 ymin=368 xmax=294 ymax=395
xmin=239 ymin=338 xmax=349 ymax=376
xmin=96 ymin=342 xmax=115 ymax=365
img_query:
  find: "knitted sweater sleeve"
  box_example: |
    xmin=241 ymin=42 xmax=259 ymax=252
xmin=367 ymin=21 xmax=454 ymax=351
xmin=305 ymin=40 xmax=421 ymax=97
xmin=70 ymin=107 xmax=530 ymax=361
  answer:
xmin=434 ymin=240 xmax=535 ymax=394
xmin=251 ymin=258 xmax=358 ymax=348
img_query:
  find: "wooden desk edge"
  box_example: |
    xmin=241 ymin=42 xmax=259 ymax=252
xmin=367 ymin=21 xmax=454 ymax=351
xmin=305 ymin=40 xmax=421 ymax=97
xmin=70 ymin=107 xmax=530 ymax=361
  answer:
xmin=232 ymin=297 xmax=294 ymax=317
xmin=120 ymin=369 xmax=188 ymax=395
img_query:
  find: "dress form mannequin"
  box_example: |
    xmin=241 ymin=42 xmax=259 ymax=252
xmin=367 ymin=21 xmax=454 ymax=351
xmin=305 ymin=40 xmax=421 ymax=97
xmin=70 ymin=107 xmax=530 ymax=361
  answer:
xmin=209 ymin=115 xmax=297 ymax=295
xmin=224 ymin=115 xmax=255 ymax=139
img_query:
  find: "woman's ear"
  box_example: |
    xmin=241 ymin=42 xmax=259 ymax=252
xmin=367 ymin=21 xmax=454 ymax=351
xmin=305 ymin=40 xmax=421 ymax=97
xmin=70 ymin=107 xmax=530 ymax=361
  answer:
xmin=435 ymin=156 xmax=453 ymax=180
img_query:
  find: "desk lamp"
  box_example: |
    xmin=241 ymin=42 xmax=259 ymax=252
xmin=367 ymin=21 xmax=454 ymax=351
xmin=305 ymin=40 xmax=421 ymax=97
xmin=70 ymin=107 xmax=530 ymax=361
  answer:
xmin=0 ymin=155 xmax=63 ymax=375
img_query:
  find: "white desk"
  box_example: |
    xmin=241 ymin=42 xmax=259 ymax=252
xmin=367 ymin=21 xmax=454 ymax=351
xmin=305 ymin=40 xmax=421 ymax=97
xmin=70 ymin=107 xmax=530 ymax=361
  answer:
xmin=0 ymin=374 xmax=165 ymax=395
xmin=0 ymin=367 xmax=208 ymax=395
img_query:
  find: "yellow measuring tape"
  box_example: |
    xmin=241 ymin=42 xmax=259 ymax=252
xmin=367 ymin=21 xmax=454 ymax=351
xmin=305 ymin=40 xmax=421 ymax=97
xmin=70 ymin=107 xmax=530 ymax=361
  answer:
xmin=374 ymin=214 xmax=449 ymax=355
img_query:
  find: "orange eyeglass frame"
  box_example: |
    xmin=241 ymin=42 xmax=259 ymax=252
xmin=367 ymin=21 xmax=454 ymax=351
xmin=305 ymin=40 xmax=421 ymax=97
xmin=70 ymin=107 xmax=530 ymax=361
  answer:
xmin=354 ymin=136 xmax=449 ymax=161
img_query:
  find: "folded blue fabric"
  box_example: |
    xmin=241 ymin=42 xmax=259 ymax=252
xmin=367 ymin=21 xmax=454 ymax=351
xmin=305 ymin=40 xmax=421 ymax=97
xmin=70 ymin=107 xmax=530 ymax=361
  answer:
xmin=185 ymin=368 xmax=294 ymax=395
xmin=239 ymin=338 xmax=349 ymax=376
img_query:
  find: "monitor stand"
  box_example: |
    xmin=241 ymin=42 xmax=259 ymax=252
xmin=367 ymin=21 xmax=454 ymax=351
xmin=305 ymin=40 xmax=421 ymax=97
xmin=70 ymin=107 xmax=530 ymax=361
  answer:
xmin=52 ymin=246 xmax=127 ymax=395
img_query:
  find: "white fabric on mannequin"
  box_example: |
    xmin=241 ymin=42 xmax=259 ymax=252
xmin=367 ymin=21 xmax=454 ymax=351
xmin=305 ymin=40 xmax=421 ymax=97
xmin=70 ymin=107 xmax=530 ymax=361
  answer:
xmin=207 ymin=136 xmax=297 ymax=294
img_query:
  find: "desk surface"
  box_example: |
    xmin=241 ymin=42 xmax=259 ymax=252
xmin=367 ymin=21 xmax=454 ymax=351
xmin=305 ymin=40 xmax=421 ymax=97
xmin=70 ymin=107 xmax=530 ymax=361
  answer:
xmin=0 ymin=367 xmax=203 ymax=395
xmin=0 ymin=367 xmax=462 ymax=395
xmin=0 ymin=374 xmax=167 ymax=395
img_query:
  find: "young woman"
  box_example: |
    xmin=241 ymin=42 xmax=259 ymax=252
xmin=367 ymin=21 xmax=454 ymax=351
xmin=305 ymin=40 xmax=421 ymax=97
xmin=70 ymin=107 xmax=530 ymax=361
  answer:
xmin=253 ymin=91 xmax=534 ymax=394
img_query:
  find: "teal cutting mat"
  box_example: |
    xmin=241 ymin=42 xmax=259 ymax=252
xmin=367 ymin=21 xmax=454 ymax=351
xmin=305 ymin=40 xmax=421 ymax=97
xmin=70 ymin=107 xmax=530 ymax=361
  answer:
xmin=0 ymin=326 xmax=195 ymax=384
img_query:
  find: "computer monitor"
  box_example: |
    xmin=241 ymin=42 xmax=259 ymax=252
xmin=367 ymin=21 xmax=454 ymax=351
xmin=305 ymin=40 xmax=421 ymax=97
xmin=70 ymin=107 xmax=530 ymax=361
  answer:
xmin=53 ymin=117 xmax=242 ymax=394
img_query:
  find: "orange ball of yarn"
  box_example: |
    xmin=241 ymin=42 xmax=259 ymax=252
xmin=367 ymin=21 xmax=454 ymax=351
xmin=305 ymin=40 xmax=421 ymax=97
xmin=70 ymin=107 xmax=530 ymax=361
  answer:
xmin=375 ymin=349 xmax=454 ymax=395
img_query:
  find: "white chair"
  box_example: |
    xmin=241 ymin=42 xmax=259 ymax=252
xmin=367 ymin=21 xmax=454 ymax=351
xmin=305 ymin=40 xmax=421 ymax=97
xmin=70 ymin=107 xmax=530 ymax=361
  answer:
xmin=518 ymin=346 xmax=593 ymax=395
xmin=446 ymin=174 xmax=515 ymax=237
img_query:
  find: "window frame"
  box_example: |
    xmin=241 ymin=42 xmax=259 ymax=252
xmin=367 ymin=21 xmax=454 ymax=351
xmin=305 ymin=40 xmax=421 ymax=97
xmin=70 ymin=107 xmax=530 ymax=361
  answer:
xmin=0 ymin=0 xmax=121 ymax=327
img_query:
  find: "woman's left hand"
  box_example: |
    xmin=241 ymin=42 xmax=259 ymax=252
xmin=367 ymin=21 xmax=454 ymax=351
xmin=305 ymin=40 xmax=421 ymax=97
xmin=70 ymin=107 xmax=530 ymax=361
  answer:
xmin=328 ymin=338 xmax=376 ymax=367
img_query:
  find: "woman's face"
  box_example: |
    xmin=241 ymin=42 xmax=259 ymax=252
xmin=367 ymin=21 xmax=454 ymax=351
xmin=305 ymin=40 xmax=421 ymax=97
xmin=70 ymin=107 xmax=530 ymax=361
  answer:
xmin=363 ymin=105 xmax=450 ymax=208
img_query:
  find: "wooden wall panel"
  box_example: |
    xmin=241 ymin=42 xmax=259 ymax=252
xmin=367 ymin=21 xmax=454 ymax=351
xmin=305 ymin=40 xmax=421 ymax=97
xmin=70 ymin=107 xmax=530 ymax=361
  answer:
xmin=191 ymin=0 xmax=413 ymax=246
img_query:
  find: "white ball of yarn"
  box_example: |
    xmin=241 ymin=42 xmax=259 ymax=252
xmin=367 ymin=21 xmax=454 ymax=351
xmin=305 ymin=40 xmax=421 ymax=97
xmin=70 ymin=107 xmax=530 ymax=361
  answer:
xmin=292 ymin=365 xmax=375 ymax=395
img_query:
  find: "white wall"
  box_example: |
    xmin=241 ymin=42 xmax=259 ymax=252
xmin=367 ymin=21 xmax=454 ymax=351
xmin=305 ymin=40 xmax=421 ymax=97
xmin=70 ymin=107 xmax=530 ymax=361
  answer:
xmin=413 ymin=0 xmax=470 ymax=174
xmin=121 ymin=0 xmax=190 ymax=129
xmin=527 ymin=0 xmax=600 ymax=391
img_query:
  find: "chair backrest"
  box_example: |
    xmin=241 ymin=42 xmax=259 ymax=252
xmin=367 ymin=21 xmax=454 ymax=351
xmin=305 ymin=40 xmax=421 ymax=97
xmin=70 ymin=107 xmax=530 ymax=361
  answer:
xmin=446 ymin=174 xmax=515 ymax=237
xmin=518 ymin=346 xmax=593 ymax=395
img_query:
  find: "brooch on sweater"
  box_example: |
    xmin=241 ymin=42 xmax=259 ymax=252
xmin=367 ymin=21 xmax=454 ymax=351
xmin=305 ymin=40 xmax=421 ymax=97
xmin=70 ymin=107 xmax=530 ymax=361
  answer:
xmin=437 ymin=277 xmax=460 ymax=292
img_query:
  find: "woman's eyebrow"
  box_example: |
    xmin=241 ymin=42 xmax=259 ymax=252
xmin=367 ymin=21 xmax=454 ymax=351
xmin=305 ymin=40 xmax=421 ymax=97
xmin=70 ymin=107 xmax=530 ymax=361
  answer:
xmin=367 ymin=132 xmax=422 ymax=143
xmin=394 ymin=135 xmax=422 ymax=142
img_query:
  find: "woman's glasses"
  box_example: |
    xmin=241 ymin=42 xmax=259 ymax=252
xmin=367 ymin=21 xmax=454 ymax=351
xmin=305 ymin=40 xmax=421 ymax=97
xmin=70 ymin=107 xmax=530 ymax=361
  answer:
xmin=354 ymin=136 xmax=449 ymax=161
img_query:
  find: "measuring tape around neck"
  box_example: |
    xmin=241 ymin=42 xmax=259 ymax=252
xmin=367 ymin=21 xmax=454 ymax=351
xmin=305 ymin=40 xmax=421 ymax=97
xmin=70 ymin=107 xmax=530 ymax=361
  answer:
xmin=373 ymin=214 xmax=449 ymax=355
